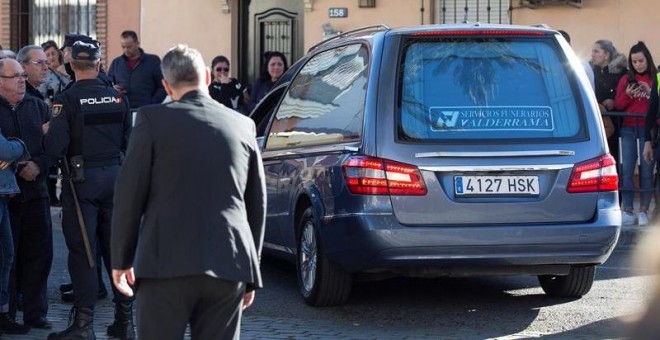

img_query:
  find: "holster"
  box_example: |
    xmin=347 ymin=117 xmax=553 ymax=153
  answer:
xmin=69 ymin=155 xmax=85 ymax=182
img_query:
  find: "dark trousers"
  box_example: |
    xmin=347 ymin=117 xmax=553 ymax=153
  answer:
xmin=47 ymin=166 xmax=59 ymax=205
xmin=8 ymin=196 xmax=53 ymax=322
xmin=61 ymin=165 xmax=131 ymax=308
xmin=137 ymin=275 xmax=245 ymax=340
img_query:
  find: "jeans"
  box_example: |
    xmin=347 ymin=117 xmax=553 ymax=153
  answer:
xmin=0 ymin=198 xmax=13 ymax=311
xmin=620 ymin=126 xmax=654 ymax=211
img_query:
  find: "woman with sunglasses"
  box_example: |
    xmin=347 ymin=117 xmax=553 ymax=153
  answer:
xmin=208 ymin=55 xmax=248 ymax=114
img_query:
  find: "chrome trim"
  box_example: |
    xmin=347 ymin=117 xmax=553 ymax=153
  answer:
xmin=323 ymin=212 xmax=393 ymax=220
xmin=263 ymin=242 xmax=296 ymax=255
xmin=419 ymin=164 xmax=574 ymax=172
xmin=415 ymin=150 xmax=576 ymax=158
xmin=264 ymin=143 xmax=359 ymax=158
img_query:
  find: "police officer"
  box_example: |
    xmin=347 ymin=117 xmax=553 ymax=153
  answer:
xmin=60 ymin=34 xmax=113 ymax=92
xmin=44 ymin=40 xmax=134 ymax=340
xmin=57 ymin=32 xmax=112 ymax=308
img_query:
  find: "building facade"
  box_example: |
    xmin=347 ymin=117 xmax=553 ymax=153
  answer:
xmin=0 ymin=0 xmax=657 ymax=87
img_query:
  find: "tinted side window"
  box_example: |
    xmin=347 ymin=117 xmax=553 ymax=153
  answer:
xmin=265 ymin=44 xmax=369 ymax=150
xmin=250 ymin=86 xmax=287 ymax=138
xmin=399 ymin=37 xmax=584 ymax=141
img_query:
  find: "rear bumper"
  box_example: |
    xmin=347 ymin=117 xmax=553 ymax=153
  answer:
xmin=319 ymin=209 xmax=620 ymax=275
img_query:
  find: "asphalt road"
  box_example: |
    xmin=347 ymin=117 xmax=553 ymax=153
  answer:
xmin=12 ymin=208 xmax=656 ymax=339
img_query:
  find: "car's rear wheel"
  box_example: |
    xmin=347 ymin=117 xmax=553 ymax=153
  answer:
xmin=538 ymin=265 xmax=596 ymax=297
xmin=297 ymin=207 xmax=352 ymax=306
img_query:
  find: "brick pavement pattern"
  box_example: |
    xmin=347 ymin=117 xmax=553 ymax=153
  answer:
xmin=7 ymin=207 xmax=641 ymax=340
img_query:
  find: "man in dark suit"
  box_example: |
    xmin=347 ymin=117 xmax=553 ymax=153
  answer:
xmin=111 ymin=44 xmax=266 ymax=339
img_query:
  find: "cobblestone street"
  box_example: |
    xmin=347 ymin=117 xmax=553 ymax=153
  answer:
xmin=7 ymin=207 xmax=649 ymax=339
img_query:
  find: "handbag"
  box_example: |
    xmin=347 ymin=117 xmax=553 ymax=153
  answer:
xmin=601 ymin=114 xmax=615 ymax=138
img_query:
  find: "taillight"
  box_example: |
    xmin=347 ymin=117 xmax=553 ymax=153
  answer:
xmin=567 ymin=154 xmax=618 ymax=193
xmin=342 ymin=156 xmax=427 ymax=196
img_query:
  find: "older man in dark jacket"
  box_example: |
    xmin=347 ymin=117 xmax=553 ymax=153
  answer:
xmin=0 ymin=58 xmax=53 ymax=331
xmin=107 ymin=30 xmax=166 ymax=108
xmin=112 ymin=44 xmax=266 ymax=339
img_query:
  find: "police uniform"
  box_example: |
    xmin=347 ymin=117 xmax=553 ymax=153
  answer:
xmin=44 ymin=40 xmax=134 ymax=340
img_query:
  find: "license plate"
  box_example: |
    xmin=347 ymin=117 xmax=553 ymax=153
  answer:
xmin=454 ymin=176 xmax=540 ymax=196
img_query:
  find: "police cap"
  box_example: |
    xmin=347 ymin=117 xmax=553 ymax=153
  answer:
xmin=71 ymin=40 xmax=101 ymax=61
xmin=61 ymin=33 xmax=92 ymax=50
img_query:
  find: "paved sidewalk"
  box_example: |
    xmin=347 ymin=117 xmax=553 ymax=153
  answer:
xmin=8 ymin=206 xmax=647 ymax=340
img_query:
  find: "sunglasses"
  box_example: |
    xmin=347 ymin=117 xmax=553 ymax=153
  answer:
xmin=215 ymin=67 xmax=229 ymax=72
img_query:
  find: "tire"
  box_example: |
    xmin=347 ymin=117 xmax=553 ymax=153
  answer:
xmin=538 ymin=265 xmax=596 ymax=297
xmin=296 ymin=207 xmax=352 ymax=306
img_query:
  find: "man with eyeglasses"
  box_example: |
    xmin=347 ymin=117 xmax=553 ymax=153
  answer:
xmin=17 ymin=46 xmax=50 ymax=102
xmin=0 ymin=58 xmax=53 ymax=334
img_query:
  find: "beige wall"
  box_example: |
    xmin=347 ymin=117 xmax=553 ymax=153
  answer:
xmin=512 ymin=0 xmax=660 ymax=65
xmin=0 ymin=0 xmax=8 ymax=49
xmin=303 ymin=0 xmax=434 ymax=51
xmin=106 ymin=0 xmax=141 ymax=63
xmin=140 ymin=0 xmax=233 ymax=70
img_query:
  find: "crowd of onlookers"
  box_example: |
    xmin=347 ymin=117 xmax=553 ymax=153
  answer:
xmin=579 ymin=37 xmax=660 ymax=227
xmin=0 ymin=27 xmax=659 ymax=335
xmin=0 ymin=30 xmax=289 ymax=337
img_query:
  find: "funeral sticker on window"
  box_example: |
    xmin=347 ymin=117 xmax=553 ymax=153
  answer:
xmin=428 ymin=106 xmax=554 ymax=131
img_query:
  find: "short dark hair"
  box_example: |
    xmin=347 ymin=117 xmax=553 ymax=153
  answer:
xmin=41 ymin=40 xmax=64 ymax=64
xmin=41 ymin=40 xmax=59 ymax=51
xmin=120 ymin=30 xmax=139 ymax=42
xmin=71 ymin=59 xmax=98 ymax=71
xmin=211 ymin=55 xmax=230 ymax=70
xmin=261 ymin=51 xmax=288 ymax=79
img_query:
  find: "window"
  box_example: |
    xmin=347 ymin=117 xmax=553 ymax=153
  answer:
xmin=399 ymin=37 xmax=584 ymax=142
xmin=31 ymin=0 xmax=97 ymax=45
xmin=436 ymin=0 xmax=510 ymax=24
xmin=265 ymin=43 xmax=369 ymax=150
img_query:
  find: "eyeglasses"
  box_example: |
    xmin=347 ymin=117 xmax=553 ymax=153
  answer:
xmin=0 ymin=73 xmax=28 ymax=80
xmin=215 ymin=67 xmax=229 ymax=72
xmin=27 ymin=60 xmax=50 ymax=67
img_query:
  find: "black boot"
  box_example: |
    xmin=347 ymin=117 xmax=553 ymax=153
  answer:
xmin=0 ymin=312 xmax=29 ymax=334
xmin=107 ymin=301 xmax=135 ymax=339
xmin=48 ymin=307 xmax=95 ymax=340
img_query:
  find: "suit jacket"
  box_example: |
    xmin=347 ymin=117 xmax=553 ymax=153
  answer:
xmin=111 ymin=90 xmax=266 ymax=290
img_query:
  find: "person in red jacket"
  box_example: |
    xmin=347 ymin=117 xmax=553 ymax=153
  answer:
xmin=614 ymin=41 xmax=657 ymax=226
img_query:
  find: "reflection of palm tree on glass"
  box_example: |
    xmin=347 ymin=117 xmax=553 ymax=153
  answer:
xmin=430 ymin=41 xmax=543 ymax=105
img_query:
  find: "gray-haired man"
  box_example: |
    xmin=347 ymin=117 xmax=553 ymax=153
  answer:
xmin=112 ymin=44 xmax=266 ymax=339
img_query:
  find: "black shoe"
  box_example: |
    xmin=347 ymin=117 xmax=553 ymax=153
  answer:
xmin=16 ymin=293 xmax=23 ymax=312
xmin=48 ymin=307 xmax=95 ymax=340
xmin=59 ymin=283 xmax=74 ymax=293
xmin=107 ymin=302 xmax=135 ymax=339
xmin=0 ymin=312 xmax=29 ymax=335
xmin=61 ymin=291 xmax=74 ymax=303
xmin=26 ymin=317 xmax=52 ymax=329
